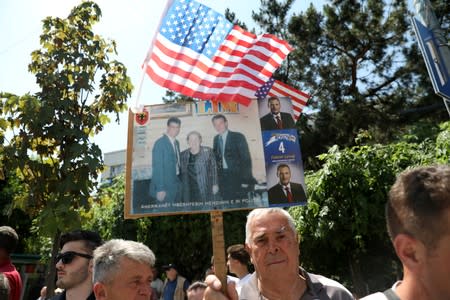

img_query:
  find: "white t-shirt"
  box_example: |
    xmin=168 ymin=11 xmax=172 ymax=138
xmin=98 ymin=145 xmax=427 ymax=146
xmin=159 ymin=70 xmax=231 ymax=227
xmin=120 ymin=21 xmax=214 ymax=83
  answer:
xmin=360 ymin=281 xmax=402 ymax=300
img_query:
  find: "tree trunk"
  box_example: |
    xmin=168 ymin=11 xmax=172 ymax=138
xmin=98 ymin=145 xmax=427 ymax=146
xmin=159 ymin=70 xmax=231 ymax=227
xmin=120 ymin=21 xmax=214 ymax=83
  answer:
xmin=349 ymin=255 xmax=367 ymax=298
xmin=45 ymin=230 xmax=61 ymax=299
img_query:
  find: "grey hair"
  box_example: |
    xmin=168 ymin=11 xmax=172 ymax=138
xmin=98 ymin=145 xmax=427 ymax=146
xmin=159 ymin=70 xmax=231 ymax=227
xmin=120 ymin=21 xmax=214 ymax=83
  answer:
xmin=245 ymin=208 xmax=297 ymax=244
xmin=93 ymin=239 xmax=156 ymax=284
xmin=186 ymin=130 xmax=202 ymax=143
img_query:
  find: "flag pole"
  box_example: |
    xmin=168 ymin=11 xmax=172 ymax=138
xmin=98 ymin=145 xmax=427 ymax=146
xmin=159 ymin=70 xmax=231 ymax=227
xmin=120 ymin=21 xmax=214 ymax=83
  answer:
xmin=131 ymin=0 xmax=175 ymax=113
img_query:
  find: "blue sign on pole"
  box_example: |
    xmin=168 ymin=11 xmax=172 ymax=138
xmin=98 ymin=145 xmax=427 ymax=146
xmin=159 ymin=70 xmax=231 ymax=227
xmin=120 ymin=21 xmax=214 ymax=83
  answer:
xmin=411 ymin=17 xmax=450 ymax=100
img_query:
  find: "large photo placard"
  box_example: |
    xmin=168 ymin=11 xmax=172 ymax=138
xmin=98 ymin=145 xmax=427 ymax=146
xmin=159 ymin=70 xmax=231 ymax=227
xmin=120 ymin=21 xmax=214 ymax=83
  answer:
xmin=125 ymin=100 xmax=269 ymax=217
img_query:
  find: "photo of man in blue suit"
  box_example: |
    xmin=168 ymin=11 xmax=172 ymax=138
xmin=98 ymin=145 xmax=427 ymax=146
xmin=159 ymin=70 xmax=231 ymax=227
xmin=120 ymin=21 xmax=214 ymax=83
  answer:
xmin=149 ymin=117 xmax=182 ymax=203
xmin=212 ymin=114 xmax=256 ymax=201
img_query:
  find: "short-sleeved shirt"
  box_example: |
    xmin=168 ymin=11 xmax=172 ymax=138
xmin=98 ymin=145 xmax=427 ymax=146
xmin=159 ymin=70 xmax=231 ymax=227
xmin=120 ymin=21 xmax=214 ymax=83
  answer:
xmin=239 ymin=268 xmax=354 ymax=300
xmin=0 ymin=260 xmax=22 ymax=300
xmin=360 ymin=282 xmax=401 ymax=300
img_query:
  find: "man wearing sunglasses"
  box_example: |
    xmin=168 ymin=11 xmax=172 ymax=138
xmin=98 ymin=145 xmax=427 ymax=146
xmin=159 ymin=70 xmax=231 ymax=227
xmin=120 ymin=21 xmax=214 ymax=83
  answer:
xmin=53 ymin=230 xmax=103 ymax=300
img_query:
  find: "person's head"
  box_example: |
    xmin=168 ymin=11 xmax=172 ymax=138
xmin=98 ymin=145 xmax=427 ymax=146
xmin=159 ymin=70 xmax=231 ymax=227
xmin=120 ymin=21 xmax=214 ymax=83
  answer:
xmin=276 ymin=164 xmax=291 ymax=186
xmin=166 ymin=117 xmax=181 ymax=138
xmin=56 ymin=230 xmax=103 ymax=290
xmin=386 ymin=165 xmax=450 ymax=297
xmin=0 ymin=273 xmax=9 ymax=300
xmin=226 ymin=244 xmax=250 ymax=275
xmin=211 ymin=114 xmax=228 ymax=134
xmin=187 ymin=281 xmax=207 ymax=300
xmin=151 ymin=266 xmax=159 ymax=279
xmin=245 ymin=208 xmax=299 ymax=281
xmin=0 ymin=226 xmax=18 ymax=262
xmin=163 ymin=264 xmax=178 ymax=281
xmin=93 ymin=239 xmax=156 ymax=300
xmin=187 ymin=131 xmax=202 ymax=151
xmin=267 ymin=96 xmax=281 ymax=114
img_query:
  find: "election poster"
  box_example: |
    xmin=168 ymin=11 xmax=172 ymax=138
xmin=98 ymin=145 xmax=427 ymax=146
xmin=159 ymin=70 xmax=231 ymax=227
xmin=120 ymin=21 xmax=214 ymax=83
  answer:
xmin=125 ymin=98 xmax=306 ymax=218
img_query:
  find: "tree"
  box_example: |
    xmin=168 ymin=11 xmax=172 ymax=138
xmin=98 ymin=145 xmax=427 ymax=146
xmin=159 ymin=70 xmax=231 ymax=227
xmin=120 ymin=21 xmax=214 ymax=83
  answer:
xmin=250 ymin=0 xmax=448 ymax=167
xmin=0 ymin=1 xmax=132 ymax=295
xmin=290 ymin=122 xmax=450 ymax=297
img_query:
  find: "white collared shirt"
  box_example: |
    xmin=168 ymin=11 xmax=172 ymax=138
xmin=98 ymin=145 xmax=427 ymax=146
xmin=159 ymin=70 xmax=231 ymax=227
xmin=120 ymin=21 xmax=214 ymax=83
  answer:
xmin=281 ymin=183 xmax=292 ymax=196
xmin=220 ymin=130 xmax=229 ymax=169
xmin=165 ymin=134 xmax=180 ymax=175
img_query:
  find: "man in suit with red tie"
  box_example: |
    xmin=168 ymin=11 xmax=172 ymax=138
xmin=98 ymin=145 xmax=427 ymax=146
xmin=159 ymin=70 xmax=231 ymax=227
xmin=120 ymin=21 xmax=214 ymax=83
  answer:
xmin=260 ymin=96 xmax=296 ymax=131
xmin=268 ymin=164 xmax=307 ymax=205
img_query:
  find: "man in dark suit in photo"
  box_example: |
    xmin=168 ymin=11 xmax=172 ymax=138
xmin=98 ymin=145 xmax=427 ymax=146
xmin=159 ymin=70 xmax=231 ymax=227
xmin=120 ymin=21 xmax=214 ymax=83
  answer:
xmin=212 ymin=114 xmax=256 ymax=201
xmin=260 ymin=96 xmax=296 ymax=131
xmin=268 ymin=163 xmax=307 ymax=204
xmin=149 ymin=117 xmax=182 ymax=203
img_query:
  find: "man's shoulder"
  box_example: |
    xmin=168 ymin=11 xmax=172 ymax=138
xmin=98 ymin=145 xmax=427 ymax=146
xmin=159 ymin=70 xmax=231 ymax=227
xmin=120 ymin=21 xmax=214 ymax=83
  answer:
xmin=268 ymin=184 xmax=280 ymax=193
xmin=360 ymin=292 xmax=388 ymax=300
xmin=154 ymin=134 xmax=168 ymax=145
xmin=280 ymin=111 xmax=293 ymax=118
xmin=260 ymin=113 xmax=272 ymax=121
xmin=290 ymin=182 xmax=303 ymax=189
xmin=228 ymin=130 xmax=244 ymax=137
xmin=307 ymin=272 xmax=354 ymax=300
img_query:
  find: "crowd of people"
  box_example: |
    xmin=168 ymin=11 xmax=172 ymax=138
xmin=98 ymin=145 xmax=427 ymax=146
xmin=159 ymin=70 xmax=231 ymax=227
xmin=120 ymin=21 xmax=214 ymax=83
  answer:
xmin=1 ymin=164 xmax=449 ymax=300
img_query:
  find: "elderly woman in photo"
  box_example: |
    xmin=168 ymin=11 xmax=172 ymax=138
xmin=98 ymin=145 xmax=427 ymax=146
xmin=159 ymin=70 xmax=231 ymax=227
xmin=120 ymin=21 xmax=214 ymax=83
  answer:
xmin=180 ymin=131 xmax=219 ymax=202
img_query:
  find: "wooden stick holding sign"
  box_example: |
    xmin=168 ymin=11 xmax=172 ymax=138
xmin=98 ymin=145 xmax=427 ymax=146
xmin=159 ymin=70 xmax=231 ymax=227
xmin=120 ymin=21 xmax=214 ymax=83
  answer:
xmin=210 ymin=211 xmax=228 ymax=296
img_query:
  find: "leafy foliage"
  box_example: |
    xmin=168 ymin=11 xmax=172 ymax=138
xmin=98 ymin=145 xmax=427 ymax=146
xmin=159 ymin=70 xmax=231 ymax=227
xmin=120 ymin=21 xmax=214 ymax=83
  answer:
xmin=0 ymin=2 xmax=132 ymax=296
xmin=0 ymin=1 xmax=132 ymax=237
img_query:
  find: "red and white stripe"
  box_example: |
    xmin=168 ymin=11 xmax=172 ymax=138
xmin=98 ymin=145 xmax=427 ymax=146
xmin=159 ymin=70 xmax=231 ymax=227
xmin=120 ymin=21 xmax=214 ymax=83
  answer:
xmin=145 ymin=25 xmax=292 ymax=106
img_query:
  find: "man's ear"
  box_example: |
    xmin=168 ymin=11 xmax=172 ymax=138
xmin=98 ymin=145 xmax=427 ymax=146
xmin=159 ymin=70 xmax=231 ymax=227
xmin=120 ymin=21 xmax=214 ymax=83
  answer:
xmin=393 ymin=234 xmax=426 ymax=272
xmin=93 ymin=282 xmax=107 ymax=300
xmin=88 ymin=259 xmax=94 ymax=276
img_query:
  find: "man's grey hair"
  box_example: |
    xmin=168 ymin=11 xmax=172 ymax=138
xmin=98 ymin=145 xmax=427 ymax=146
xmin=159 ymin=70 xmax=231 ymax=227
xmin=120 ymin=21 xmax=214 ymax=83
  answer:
xmin=93 ymin=239 xmax=156 ymax=284
xmin=245 ymin=208 xmax=297 ymax=244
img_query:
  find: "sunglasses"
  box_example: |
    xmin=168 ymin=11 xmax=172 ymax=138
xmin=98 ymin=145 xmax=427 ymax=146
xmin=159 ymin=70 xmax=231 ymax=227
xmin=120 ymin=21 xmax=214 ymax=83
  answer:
xmin=56 ymin=251 xmax=93 ymax=265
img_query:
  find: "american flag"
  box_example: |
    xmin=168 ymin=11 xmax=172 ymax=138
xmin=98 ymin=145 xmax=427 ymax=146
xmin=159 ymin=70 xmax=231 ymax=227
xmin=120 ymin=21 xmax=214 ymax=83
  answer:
xmin=255 ymin=77 xmax=310 ymax=120
xmin=144 ymin=0 xmax=292 ymax=106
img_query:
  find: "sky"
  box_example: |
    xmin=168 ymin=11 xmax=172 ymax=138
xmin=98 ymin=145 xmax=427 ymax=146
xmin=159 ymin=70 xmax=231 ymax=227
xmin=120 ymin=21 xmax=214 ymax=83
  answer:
xmin=0 ymin=0 xmax=324 ymax=154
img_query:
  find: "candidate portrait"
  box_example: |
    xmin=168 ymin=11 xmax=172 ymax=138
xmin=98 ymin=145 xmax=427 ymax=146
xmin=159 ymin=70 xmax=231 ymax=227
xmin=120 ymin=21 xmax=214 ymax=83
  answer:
xmin=268 ymin=163 xmax=306 ymax=204
xmin=260 ymin=96 xmax=296 ymax=131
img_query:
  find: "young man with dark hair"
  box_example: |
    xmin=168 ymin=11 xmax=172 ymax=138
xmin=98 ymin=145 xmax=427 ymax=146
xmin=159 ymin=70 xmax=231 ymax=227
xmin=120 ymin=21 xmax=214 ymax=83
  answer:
xmin=362 ymin=165 xmax=450 ymax=300
xmin=0 ymin=226 xmax=22 ymax=300
xmin=150 ymin=116 xmax=183 ymax=203
xmin=226 ymin=244 xmax=251 ymax=294
xmin=53 ymin=230 xmax=103 ymax=300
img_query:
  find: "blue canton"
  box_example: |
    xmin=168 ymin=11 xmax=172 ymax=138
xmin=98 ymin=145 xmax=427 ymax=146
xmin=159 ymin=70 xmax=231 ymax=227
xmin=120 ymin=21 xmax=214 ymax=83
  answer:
xmin=255 ymin=76 xmax=275 ymax=99
xmin=160 ymin=0 xmax=233 ymax=59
